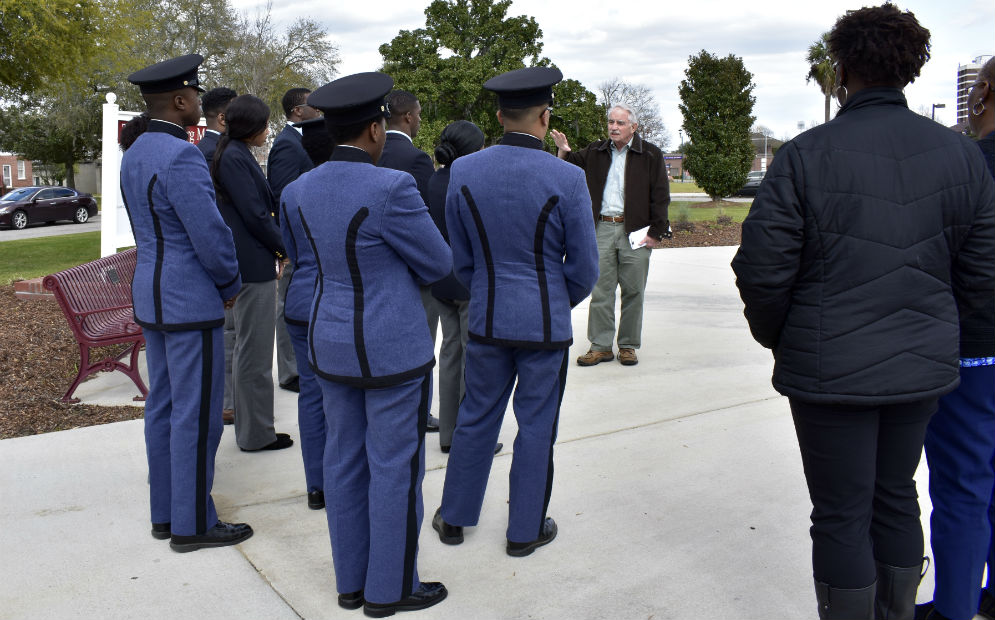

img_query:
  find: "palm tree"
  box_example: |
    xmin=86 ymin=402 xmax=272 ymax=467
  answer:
xmin=806 ymin=32 xmax=835 ymax=123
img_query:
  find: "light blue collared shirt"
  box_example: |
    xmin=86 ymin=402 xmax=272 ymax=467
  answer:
xmin=600 ymin=139 xmax=631 ymax=216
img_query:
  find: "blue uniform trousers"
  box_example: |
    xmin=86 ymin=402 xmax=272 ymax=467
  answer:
xmin=286 ymin=322 xmax=326 ymax=494
xmin=925 ymin=364 xmax=995 ymax=620
xmin=318 ymin=373 xmax=430 ymax=605
xmin=144 ymin=327 xmax=224 ymax=536
xmin=440 ymin=341 xmax=569 ymax=543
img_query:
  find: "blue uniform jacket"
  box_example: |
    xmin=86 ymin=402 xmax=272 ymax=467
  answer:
xmin=120 ymin=120 xmax=241 ymax=330
xmin=279 ymin=165 xmax=320 ymax=327
xmin=291 ymin=146 xmax=453 ymax=387
xmin=214 ymin=139 xmax=286 ymax=282
xmin=377 ymin=132 xmax=434 ymax=203
xmin=446 ymin=132 xmax=599 ymax=349
xmin=267 ymin=125 xmax=313 ymax=212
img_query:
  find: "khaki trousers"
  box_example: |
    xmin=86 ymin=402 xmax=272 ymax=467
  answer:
xmin=587 ymin=221 xmax=651 ymax=351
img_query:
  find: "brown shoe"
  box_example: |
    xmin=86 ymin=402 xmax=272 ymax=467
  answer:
xmin=222 ymin=409 xmax=235 ymax=425
xmin=577 ymin=350 xmax=614 ymax=366
xmin=618 ymin=348 xmax=638 ymax=366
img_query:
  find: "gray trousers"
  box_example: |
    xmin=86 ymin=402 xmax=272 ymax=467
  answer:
xmin=275 ymin=261 xmax=298 ymax=385
xmin=588 ymin=221 xmax=651 ymax=351
xmin=430 ymin=296 xmax=469 ymax=447
xmin=222 ymin=308 xmax=235 ymax=411
xmin=232 ymin=280 xmax=277 ymax=450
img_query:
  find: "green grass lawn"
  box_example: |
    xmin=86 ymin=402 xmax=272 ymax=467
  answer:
xmin=670 ymin=181 xmax=704 ymax=194
xmin=0 ymin=231 xmax=100 ymax=286
xmin=671 ymin=200 xmax=751 ymax=224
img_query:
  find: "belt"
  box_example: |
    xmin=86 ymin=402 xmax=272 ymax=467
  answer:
xmin=599 ymin=215 xmax=624 ymax=223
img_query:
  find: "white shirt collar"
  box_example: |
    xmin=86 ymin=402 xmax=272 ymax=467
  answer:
xmin=287 ymin=121 xmax=302 ymax=135
xmin=386 ymin=129 xmax=413 ymax=143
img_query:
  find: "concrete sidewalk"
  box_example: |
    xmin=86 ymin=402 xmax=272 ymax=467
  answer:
xmin=0 ymin=246 xmax=941 ymax=619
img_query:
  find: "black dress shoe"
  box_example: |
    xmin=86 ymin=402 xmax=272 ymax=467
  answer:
xmin=151 ymin=522 xmax=170 ymax=540
xmin=425 ymin=415 xmax=440 ymax=433
xmin=308 ymin=490 xmax=325 ymax=510
xmin=506 ymin=517 xmax=557 ymax=557
xmin=169 ymin=521 xmax=253 ymax=553
xmin=432 ymin=507 xmax=463 ymax=545
xmin=279 ymin=376 xmax=300 ymax=392
xmin=338 ymin=590 xmax=364 ymax=610
xmin=240 ymin=433 xmax=294 ymax=452
xmin=440 ymin=442 xmax=503 ymax=454
xmin=363 ymin=582 xmax=447 ymax=617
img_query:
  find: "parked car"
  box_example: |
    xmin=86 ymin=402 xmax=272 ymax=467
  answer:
xmin=0 ymin=186 xmax=98 ymax=230
xmin=734 ymin=170 xmax=765 ymax=196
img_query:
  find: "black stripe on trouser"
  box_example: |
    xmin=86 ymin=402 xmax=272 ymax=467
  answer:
xmin=532 ymin=197 xmax=559 ymax=344
xmin=346 ymin=208 xmax=372 ymax=377
xmin=299 ymin=209 xmax=324 ymax=370
xmin=539 ymin=349 xmax=569 ymax=534
xmin=196 ymin=329 xmax=213 ymax=533
xmin=402 ymin=373 xmax=430 ymax=598
xmin=146 ymin=175 xmax=165 ymax=325
xmin=460 ymin=186 xmax=496 ymax=338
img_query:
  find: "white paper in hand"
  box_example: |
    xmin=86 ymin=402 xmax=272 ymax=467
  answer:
xmin=628 ymin=225 xmax=650 ymax=250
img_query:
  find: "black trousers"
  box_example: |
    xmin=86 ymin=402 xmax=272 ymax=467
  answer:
xmin=790 ymin=397 xmax=936 ymax=588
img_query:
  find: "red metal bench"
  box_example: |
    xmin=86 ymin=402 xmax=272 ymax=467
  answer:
xmin=43 ymin=248 xmax=148 ymax=403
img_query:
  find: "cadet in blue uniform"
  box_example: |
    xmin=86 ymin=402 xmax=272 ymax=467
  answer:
xmin=278 ymin=116 xmax=329 ymax=511
xmin=290 ymin=72 xmax=452 ymax=616
xmin=121 ymin=54 xmax=253 ymax=552
xmin=433 ymin=67 xmax=599 ymax=556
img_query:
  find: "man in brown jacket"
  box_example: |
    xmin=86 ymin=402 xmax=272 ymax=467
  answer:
xmin=552 ymin=103 xmax=671 ymax=366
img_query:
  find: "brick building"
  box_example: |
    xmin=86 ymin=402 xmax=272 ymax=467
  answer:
xmin=0 ymin=153 xmax=33 ymax=195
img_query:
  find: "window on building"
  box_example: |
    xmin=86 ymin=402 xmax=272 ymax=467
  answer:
xmin=17 ymin=160 xmax=25 ymax=180
xmin=2 ymin=165 xmax=11 ymax=187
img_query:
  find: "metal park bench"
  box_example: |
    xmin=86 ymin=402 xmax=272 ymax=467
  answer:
xmin=42 ymin=248 xmax=148 ymax=403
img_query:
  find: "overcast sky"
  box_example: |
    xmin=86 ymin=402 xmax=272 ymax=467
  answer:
xmin=232 ymin=0 xmax=993 ymax=145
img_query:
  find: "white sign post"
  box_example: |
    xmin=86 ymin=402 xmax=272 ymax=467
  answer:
xmin=100 ymin=92 xmax=140 ymax=257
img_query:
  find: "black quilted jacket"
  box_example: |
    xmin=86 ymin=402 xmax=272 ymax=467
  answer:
xmin=732 ymin=88 xmax=995 ymax=405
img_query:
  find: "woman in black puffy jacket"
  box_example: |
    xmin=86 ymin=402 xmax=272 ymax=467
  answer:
xmin=732 ymin=6 xmax=995 ymax=619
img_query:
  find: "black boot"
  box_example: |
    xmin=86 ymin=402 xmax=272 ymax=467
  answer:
xmin=815 ymin=580 xmax=876 ymax=619
xmin=875 ymin=560 xmax=925 ymax=620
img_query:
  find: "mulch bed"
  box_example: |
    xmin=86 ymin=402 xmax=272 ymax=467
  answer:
xmin=0 ymin=221 xmax=741 ymax=440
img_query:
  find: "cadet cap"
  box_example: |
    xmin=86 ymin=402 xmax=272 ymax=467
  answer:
xmin=128 ymin=54 xmax=205 ymax=94
xmin=484 ymin=66 xmax=562 ymax=109
xmin=307 ymin=72 xmax=393 ymax=125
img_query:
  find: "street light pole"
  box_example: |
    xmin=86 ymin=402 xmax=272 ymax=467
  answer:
xmin=678 ymin=129 xmax=684 ymax=182
xmin=931 ymin=102 xmax=946 ymax=120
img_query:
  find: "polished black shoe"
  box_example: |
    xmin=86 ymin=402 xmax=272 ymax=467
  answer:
xmin=151 ymin=522 xmax=171 ymax=540
xmin=279 ymin=376 xmax=300 ymax=392
xmin=308 ymin=490 xmax=325 ymax=510
xmin=338 ymin=590 xmax=364 ymax=610
xmin=425 ymin=415 xmax=440 ymax=433
xmin=240 ymin=433 xmax=294 ymax=452
xmin=440 ymin=442 xmax=503 ymax=454
xmin=432 ymin=507 xmax=463 ymax=545
xmin=506 ymin=517 xmax=557 ymax=557
xmin=363 ymin=582 xmax=447 ymax=617
xmin=169 ymin=521 xmax=253 ymax=553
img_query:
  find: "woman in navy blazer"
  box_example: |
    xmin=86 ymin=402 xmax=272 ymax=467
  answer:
xmin=211 ymin=95 xmax=293 ymax=453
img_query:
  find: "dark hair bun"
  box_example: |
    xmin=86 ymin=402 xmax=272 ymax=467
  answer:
xmin=435 ymin=120 xmax=485 ymax=166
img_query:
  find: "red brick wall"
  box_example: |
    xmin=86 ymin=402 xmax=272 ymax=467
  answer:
xmin=0 ymin=154 xmax=33 ymax=193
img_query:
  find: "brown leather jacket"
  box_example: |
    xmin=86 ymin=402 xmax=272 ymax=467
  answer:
xmin=563 ymin=133 xmax=671 ymax=239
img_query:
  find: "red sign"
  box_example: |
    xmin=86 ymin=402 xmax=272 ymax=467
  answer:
xmin=117 ymin=119 xmax=207 ymax=144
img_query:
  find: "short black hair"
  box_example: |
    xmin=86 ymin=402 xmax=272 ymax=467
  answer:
xmin=282 ymin=88 xmax=312 ymax=117
xmin=385 ymin=90 xmax=419 ymax=117
xmin=325 ymin=115 xmax=385 ymax=145
xmin=827 ymin=3 xmax=930 ymax=87
xmin=499 ymin=102 xmax=548 ymax=123
xmin=201 ymin=87 xmax=238 ymax=118
xmin=119 ymin=113 xmax=150 ymax=152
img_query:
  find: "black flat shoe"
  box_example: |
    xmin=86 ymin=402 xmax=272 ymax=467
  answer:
xmin=339 ymin=590 xmax=364 ymax=610
xmin=240 ymin=433 xmax=294 ymax=452
xmin=440 ymin=442 xmax=503 ymax=454
xmin=425 ymin=415 xmax=440 ymax=433
xmin=279 ymin=376 xmax=300 ymax=392
xmin=151 ymin=522 xmax=170 ymax=540
xmin=308 ymin=490 xmax=325 ymax=510
xmin=432 ymin=507 xmax=463 ymax=545
xmin=506 ymin=517 xmax=557 ymax=557
xmin=169 ymin=521 xmax=253 ymax=553
xmin=363 ymin=582 xmax=447 ymax=617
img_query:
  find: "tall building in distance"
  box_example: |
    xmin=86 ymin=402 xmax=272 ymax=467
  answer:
xmin=958 ymin=55 xmax=993 ymax=125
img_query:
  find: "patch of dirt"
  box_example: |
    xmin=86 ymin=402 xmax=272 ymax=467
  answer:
xmin=0 ymin=285 xmax=143 ymax=439
xmin=0 ymin=222 xmax=740 ymax=439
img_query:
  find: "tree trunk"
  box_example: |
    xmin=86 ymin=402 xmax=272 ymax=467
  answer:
xmin=64 ymin=158 xmax=75 ymax=189
xmin=824 ymin=93 xmax=831 ymax=123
